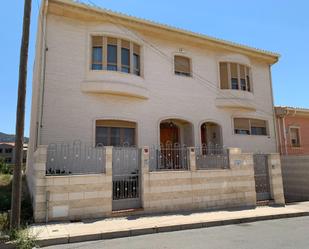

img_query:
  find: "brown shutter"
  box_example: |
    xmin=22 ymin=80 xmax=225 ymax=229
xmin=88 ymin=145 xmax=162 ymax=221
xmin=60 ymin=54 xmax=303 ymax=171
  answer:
xmin=175 ymin=56 xmax=190 ymax=74
xmin=219 ymin=62 xmax=229 ymax=89
xmin=234 ymin=118 xmax=250 ymax=130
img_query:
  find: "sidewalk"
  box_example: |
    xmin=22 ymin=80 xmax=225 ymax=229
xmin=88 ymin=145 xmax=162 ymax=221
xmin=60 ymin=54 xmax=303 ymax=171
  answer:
xmin=31 ymin=202 xmax=309 ymax=247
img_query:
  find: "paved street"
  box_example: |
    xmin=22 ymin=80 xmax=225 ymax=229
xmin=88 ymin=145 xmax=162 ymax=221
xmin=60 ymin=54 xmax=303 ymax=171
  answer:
xmin=45 ymin=216 xmax=309 ymax=249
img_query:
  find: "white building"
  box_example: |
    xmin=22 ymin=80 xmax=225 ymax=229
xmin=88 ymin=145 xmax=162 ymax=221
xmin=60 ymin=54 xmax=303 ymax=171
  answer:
xmin=26 ymin=0 xmax=284 ymax=222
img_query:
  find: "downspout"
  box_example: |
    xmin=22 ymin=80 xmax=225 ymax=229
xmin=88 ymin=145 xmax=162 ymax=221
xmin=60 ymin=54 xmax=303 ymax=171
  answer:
xmin=268 ymin=65 xmax=279 ymax=153
xmin=277 ymin=116 xmax=282 ymax=154
xmin=36 ymin=0 xmax=48 ymax=147
xmin=282 ymin=116 xmax=288 ymax=155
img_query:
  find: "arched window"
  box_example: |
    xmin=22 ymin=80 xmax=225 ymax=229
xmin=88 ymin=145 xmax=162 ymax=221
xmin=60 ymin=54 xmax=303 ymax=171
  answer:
xmin=174 ymin=56 xmax=191 ymax=77
xmin=219 ymin=62 xmax=251 ymax=92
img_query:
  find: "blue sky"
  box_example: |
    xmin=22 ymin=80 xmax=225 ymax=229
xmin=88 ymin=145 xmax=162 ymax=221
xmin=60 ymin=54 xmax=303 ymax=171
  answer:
xmin=0 ymin=0 xmax=308 ymax=136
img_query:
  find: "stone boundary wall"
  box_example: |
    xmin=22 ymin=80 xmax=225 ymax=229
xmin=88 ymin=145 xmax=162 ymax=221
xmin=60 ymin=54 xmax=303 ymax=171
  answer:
xmin=26 ymin=146 xmax=112 ymax=222
xmin=26 ymin=146 xmax=285 ymax=222
xmin=141 ymin=148 xmax=257 ymax=212
xmin=281 ymin=155 xmax=309 ymax=202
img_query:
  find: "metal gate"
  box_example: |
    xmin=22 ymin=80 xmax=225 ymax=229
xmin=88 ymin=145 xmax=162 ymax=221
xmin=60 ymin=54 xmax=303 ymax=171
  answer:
xmin=253 ymin=154 xmax=271 ymax=201
xmin=112 ymin=147 xmax=141 ymax=211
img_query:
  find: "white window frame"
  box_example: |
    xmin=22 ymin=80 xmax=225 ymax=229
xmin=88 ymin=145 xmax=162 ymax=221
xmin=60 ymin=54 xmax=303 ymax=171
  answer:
xmin=88 ymin=33 xmax=143 ymax=77
xmin=232 ymin=117 xmax=269 ymax=136
xmin=289 ymin=126 xmax=301 ymax=148
xmin=219 ymin=62 xmax=253 ymax=93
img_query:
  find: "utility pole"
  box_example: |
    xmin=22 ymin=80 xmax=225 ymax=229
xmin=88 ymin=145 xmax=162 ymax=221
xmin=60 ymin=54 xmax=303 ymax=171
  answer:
xmin=11 ymin=0 xmax=32 ymax=229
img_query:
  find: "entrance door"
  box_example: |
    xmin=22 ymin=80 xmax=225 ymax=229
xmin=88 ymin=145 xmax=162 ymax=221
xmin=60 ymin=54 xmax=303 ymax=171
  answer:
xmin=253 ymin=154 xmax=271 ymax=201
xmin=112 ymin=147 xmax=141 ymax=211
xmin=160 ymin=122 xmax=179 ymax=146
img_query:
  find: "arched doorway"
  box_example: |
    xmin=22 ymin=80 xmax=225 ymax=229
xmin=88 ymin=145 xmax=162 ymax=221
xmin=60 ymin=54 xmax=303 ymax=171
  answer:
xmin=160 ymin=119 xmax=194 ymax=147
xmin=158 ymin=119 xmax=193 ymax=169
xmin=200 ymin=122 xmax=222 ymax=147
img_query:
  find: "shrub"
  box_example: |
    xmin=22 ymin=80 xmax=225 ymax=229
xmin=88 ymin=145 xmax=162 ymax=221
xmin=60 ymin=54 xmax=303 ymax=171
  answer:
xmin=10 ymin=229 xmax=38 ymax=249
xmin=0 ymin=212 xmax=10 ymax=233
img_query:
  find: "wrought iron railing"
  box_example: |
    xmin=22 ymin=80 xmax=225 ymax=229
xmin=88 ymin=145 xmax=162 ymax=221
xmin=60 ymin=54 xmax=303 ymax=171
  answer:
xmin=46 ymin=141 xmax=106 ymax=175
xmin=149 ymin=144 xmax=190 ymax=171
xmin=195 ymin=145 xmax=229 ymax=170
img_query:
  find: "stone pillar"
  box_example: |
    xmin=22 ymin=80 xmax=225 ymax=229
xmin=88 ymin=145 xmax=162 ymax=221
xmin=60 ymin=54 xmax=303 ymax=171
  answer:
xmin=105 ymin=146 xmax=113 ymax=177
xmin=267 ymin=153 xmax=285 ymax=206
xmin=141 ymin=146 xmax=149 ymax=209
xmin=188 ymin=147 xmax=196 ymax=171
xmin=228 ymin=148 xmax=256 ymax=207
xmin=32 ymin=145 xmax=48 ymax=222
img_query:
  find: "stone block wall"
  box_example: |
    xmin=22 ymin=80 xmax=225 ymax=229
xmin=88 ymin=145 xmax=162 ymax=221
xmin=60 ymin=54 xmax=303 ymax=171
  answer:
xmin=141 ymin=147 xmax=257 ymax=213
xmin=27 ymin=146 xmax=112 ymax=222
xmin=281 ymin=155 xmax=309 ymax=202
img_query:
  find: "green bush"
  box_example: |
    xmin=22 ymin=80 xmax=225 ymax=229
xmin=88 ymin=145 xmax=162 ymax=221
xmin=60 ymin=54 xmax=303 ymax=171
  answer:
xmin=10 ymin=229 xmax=38 ymax=249
xmin=0 ymin=174 xmax=33 ymax=225
xmin=0 ymin=157 xmax=12 ymax=174
xmin=0 ymin=212 xmax=10 ymax=233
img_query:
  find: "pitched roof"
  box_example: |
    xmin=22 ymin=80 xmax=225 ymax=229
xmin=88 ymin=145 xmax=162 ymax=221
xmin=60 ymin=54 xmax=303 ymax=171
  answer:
xmin=49 ymin=0 xmax=280 ymax=63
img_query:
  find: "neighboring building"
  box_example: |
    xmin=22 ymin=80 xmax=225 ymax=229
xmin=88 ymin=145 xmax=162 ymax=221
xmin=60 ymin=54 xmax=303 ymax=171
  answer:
xmin=0 ymin=142 xmax=28 ymax=164
xmin=275 ymin=106 xmax=309 ymax=155
xmin=26 ymin=0 xmax=285 ymax=222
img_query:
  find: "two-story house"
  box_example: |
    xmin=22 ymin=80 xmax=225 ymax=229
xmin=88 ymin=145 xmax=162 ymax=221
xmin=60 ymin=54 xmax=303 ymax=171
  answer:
xmin=26 ymin=0 xmax=285 ymax=222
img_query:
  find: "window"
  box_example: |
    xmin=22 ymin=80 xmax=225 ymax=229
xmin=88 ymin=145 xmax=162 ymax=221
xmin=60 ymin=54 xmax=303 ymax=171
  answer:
xmin=91 ymin=36 xmax=103 ymax=70
xmin=290 ymin=127 xmax=300 ymax=147
xmin=0 ymin=148 xmax=2 ymax=153
xmin=95 ymin=120 xmax=136 ymax=146
xmin=234 ymin=118 xmax=267 ymax=135
xmin=219 ymin=62 xmax=251 ymax=92
xmin=174 ymin=55 xmax=191 ymax=77
xmin=107 ymin=38 xmax=117 ymax=71
xmin=121 ymin=40 xmax=130 ymax=73
xmin=91 ymin=35 xmax=141 ymax=76
xmin=5 ymin=158 xmax=12 ymax=163
xmin=5 ymin=148 xmax=13 ymax=153
xmin=133 ymin=44 xmax=140 ymax=76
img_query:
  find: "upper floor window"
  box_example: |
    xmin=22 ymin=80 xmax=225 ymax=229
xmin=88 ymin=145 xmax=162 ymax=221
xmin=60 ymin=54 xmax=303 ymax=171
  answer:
xmin=5 ymin=148 xmax=13 ymax=153
xmin=174 ymin=55 xmax=191 ymax=77
xmin=220 ymin=62 xmax=251 ymax=92
xmin=290 ymin=127 xmax=300 ymax=147
xmin=91 ymin=36 xmax=141 ymax=76
xmin=234 ymin=118 xmax=267 ymax=136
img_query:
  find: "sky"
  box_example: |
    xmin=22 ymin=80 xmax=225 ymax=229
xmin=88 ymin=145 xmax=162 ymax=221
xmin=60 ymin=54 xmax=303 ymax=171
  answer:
xmin=0 ymin=0 xmax=308 ymax=137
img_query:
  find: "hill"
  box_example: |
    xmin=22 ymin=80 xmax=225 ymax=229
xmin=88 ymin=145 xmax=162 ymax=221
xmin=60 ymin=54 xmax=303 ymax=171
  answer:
xmin=0 ymin=132 xmax=29 ymax=143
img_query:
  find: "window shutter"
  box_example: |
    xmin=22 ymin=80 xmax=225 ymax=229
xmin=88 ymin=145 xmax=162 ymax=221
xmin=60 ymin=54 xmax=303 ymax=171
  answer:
xmin=219 ymin=62 xmax=229 ymax=89
xmin=175 ymin=56 xmax=190 ymax=74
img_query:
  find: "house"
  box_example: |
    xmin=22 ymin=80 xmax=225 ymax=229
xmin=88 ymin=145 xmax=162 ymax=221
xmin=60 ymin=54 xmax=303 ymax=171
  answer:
xmin=26 ymin=0 xmax=284 ymax=222
xmin=275 ymin=106 xmax=309 ymax=155
xmin=0 ymin=142 xmax=27 ymax=164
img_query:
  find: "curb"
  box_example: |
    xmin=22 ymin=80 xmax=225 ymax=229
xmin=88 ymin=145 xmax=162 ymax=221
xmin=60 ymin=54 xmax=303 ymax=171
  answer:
xmin=37 ymin=211 xmax=309 ymax=247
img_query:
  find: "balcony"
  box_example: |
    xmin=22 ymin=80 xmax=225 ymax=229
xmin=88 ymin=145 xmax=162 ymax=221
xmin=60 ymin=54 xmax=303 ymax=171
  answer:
xmin=215 ymin=90 xmax=256 ymax=111
xmin=81 ymin=71 xmax=149 ymax=99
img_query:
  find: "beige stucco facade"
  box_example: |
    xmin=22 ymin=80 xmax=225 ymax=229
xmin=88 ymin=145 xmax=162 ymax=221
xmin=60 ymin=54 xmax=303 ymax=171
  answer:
xmin=27 ymin=0 xmax=279 ymax=163
xmin=26 ymin=0 xmax=284 ymax=221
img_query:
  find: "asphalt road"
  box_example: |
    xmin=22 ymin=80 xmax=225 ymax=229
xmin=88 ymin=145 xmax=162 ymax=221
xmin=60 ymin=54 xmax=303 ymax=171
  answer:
xmin=44 ymin=216 xmax=309 ymax=249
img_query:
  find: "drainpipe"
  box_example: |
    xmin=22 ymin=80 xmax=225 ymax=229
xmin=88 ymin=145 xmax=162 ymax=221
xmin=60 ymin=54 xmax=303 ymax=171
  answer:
xmin=277 ymin=117 xmax=282 ymax=154
xmin=282 ymin=116 xmax=288 ymax=155
xmin=36 ymin=0 xmax=48 ymax=147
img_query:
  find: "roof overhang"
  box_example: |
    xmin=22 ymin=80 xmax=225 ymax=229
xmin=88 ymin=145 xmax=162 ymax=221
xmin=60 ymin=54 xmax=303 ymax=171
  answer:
xmin=47 ymin=0 xmax=280 ymax=64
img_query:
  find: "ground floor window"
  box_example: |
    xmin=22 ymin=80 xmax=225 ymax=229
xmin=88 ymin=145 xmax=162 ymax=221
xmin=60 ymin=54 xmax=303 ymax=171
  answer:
xmin=96 ymin=120 xmax=136 ymax=146
xmin=234 ymin=118 xmax=268 ymax=136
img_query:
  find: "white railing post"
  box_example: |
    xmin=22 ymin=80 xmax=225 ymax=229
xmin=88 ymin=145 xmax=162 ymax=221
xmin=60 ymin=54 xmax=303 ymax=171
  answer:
xmin=105 ymin=146 xmax=113 ymax=176
xmin=189 ymin=147 xmax=196 ymax=171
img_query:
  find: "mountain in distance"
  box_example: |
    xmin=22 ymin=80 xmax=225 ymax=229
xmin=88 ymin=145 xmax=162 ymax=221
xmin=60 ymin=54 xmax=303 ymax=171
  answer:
xmin=0 ymin=132 xmax=29 ymax=143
